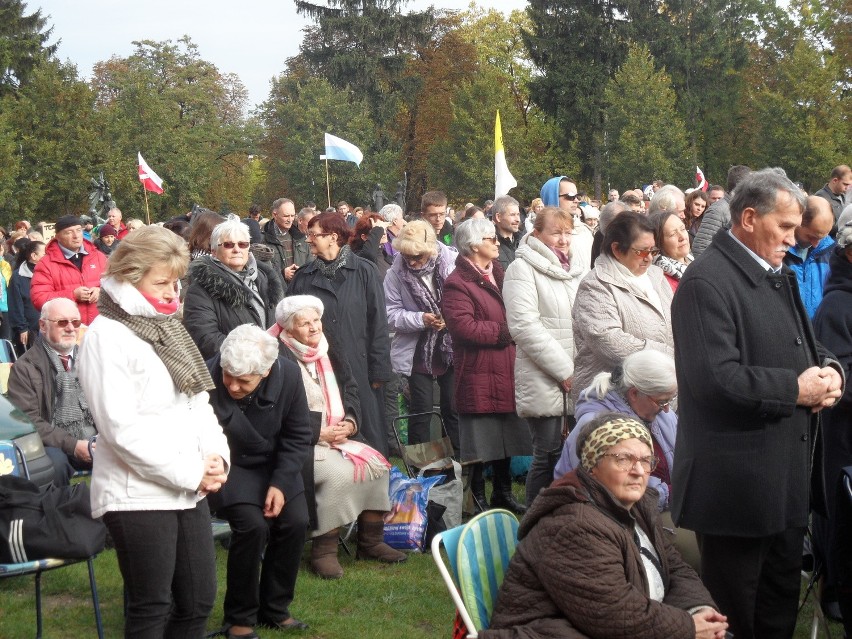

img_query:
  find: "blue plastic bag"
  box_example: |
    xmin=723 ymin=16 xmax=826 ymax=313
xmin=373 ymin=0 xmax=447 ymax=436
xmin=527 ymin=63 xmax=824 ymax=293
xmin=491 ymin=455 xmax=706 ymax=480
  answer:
xmin=383 ymin=466 xmax=444 ymax=552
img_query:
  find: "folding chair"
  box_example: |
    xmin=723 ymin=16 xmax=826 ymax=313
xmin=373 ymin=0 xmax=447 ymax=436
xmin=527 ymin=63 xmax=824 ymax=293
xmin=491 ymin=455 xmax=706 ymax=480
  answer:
xmin=431 ymin=509 xmax=520 ymax=638
xmin=0 ymin=440 xmax=105 ymax=639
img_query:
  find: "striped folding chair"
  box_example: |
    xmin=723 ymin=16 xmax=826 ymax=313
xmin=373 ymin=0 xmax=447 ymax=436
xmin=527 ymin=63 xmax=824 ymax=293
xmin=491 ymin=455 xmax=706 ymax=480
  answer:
xmin=431 ymin=509 xmax=520 ymax=638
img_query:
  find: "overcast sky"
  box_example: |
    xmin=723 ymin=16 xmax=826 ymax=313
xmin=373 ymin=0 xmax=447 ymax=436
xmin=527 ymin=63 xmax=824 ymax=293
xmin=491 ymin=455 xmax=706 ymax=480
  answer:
xmin=33 ymin=0 xmax=529 ymax=110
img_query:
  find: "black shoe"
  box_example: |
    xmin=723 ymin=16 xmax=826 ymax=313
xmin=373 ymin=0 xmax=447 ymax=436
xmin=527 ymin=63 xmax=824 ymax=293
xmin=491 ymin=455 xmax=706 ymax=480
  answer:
xmin=257 ymin=617 xmax=309 ymax=631
xmin=490 ymin=490 xmax=527 ymax=515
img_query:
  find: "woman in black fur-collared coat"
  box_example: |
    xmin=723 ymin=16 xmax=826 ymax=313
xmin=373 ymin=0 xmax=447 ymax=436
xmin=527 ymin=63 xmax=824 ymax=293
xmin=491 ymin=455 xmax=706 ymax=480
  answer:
xmin=183 ymin=219 xmax=284 ymax=359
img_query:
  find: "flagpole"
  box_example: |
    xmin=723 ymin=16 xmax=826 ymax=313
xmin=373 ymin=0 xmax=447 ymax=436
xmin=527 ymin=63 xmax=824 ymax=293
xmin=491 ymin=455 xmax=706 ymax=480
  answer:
xmin=325 ymin=158 xmax=331 ymax=209
xmin=142 ymin=185 xmax=151 ymax=225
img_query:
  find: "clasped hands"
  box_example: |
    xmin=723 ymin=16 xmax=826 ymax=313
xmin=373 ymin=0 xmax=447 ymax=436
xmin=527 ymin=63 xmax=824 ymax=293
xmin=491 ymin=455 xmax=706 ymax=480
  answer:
xmin=797 ymin=366 xmax=843 ymax=412
xmin=197 ymin=454 xmax=227 ymax=495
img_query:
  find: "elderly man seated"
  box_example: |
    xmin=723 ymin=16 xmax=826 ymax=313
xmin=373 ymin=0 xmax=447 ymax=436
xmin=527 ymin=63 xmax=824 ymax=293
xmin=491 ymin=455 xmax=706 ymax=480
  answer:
xmin=7 ymin=297 xmax=95 ymax=485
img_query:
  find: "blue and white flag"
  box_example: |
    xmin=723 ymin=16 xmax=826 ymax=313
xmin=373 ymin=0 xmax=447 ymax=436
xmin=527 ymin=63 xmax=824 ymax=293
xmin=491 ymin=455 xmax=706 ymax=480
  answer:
xmin=324 ymin=133 xmax=363 ymax=167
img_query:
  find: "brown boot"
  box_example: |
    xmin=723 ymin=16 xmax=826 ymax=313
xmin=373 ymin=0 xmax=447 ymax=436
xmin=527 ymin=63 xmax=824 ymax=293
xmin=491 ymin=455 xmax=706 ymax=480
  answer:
xmin=310 ymin=530 xmax=343 ymax=579
xmin=356 ymin=517 xmax=407 ymax=563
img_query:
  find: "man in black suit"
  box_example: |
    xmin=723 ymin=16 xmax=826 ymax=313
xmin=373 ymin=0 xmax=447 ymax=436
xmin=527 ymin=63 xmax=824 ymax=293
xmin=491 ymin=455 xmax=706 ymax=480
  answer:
xmin=671 ymin=168 xmax=845 ymax=638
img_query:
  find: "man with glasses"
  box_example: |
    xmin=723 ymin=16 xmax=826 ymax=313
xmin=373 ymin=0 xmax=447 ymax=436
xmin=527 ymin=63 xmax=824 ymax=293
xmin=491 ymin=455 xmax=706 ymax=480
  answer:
xmin=31 ymin=215 xmax=108 ymax=325
xmin=672 ymin=169 xmax=845 ymax=638
xmin=262 ymin=198 xmax=312 ymax=287
xmin=8 ymin=297 xmax=95 ymax=485
xmin=539 ymin=176 xmax=594 ymax=269
xmin=419 ymin=190 xmax=454 ymax=246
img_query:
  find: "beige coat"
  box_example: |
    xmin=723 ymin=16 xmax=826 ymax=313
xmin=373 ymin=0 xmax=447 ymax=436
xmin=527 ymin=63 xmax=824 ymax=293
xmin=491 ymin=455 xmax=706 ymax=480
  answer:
xmin=504 ymin=234 xmax=588 ymax=418
xmin=571 ymin=253 xmax=673 ymax=404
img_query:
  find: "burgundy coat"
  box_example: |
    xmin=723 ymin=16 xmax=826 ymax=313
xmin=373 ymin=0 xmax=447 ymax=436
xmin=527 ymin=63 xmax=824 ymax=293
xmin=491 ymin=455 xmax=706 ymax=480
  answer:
xmin=441 ymin=255 xmax=516 ymax=415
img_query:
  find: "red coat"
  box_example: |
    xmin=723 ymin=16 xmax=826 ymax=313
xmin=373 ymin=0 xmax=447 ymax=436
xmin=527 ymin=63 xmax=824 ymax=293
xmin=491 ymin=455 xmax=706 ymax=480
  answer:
xmin=31 ymin=238 xmax=107 ymax=325
xmin=441 ymin=256 xmax=516 ymax=415
xmin=115 ymin=223 xmax=129 ymax=240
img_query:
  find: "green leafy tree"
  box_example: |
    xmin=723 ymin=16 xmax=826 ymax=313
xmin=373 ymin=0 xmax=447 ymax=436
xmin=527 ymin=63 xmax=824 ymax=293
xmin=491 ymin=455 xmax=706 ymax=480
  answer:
xmin=602 ymin=44 xmax=690 ymax=189
xmin=0 ymin=0 xmax=57 ymax=97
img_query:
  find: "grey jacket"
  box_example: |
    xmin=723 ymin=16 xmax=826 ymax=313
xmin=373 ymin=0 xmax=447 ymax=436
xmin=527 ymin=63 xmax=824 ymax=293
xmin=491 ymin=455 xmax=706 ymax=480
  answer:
xmin=690 ymin=197 xmax=730 ymax=257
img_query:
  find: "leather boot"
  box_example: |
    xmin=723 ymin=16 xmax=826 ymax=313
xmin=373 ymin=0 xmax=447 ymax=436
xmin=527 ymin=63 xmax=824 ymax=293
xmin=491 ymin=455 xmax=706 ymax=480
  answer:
xmin=489 ymin=458 xmax=527 ymax=515
xmin=310 ymin=529 xmax=343 ymax=579
xmin=469 ymin=462 xmax=488 ymax=514
xmin=356 ymin=515 xmax=407 ymax=563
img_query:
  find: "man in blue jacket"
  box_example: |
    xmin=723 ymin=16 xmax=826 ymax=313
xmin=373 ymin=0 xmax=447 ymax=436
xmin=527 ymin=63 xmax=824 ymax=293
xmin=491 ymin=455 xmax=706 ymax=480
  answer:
xmin=783 ymin=195 xmax=835 ymax=317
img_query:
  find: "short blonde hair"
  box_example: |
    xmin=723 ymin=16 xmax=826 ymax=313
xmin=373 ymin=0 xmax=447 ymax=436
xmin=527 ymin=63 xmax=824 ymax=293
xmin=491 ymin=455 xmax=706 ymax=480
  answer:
xmin=392 ymin=220 xmax=438 ymax=258
xmin=106 ymin=225 xmax=189 ymax=284
xmin=533 ymin=206 xmax=574 ymax=233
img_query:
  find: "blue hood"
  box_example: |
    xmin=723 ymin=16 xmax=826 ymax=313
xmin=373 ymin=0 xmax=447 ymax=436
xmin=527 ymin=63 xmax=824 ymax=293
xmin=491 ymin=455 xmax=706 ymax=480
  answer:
xmin=540 ymin=176 xmax=566 ymax=207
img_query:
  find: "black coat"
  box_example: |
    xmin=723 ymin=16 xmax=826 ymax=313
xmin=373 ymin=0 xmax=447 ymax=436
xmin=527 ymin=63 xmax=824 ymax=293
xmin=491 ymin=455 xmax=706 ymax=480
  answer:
xmin=260 ymin=220 xmax=311 ymax=281
xmin=183 ymin=256 xmax=284 ymax=360
xmin=287 ymin=248 xmax=392 ymax=456
xmin=813 ymin=246 xmax=852 ymax=521
xmin=671 ymin=229 xmax=843 ymax=536
xmin=278 ymin=340 xmax=362 ymax=530
xmin=206 ymin=354 xmax=313 ymax=512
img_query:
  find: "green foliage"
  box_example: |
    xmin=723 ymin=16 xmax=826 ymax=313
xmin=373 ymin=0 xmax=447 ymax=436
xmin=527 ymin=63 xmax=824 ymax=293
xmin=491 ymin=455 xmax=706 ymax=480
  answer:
xmin=0 ymin=0 xmax=57 ymax=97
xmin=603 ymin=44 xmax=691 ymax=190
xmin=258 ymin=75 xmax=395 ymax=208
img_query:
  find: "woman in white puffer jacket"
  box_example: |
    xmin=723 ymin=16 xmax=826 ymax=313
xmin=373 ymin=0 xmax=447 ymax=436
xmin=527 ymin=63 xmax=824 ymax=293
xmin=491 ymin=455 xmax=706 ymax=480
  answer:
xmin=503 ymin=206 xmax=589 ymax=507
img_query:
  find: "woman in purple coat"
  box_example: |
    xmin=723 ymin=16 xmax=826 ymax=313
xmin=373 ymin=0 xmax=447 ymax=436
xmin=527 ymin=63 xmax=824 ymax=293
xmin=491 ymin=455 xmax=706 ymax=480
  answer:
xmin=441 ymin=218 xmax=531 ymax=515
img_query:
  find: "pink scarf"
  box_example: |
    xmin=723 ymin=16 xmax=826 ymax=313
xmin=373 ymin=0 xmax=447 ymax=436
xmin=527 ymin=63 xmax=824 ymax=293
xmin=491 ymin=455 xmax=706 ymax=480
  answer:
xmin=464 ymin=257 xmax=496 ymax=286
xmin=269 ymin=325 xmax=345 ymax=429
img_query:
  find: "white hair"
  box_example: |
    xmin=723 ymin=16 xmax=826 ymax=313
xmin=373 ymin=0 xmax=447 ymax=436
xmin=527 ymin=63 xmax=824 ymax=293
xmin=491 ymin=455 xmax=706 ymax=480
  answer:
xmin=210 ymin=219 xmax=250 ymax=250
xmin=586 ymin=350 xmax=677 ymax=399
xmin=648 ymin=185 xmax=685 ymax=216
xmin=379 ymin=203 xmax=403 ymax=224
xmin=220 ymin=324 xmax=279 ymax=376
xmin=454 ymin=218 xmax=496 ymax=257
xmin=274 ymin=295 xmax=324 ymax=330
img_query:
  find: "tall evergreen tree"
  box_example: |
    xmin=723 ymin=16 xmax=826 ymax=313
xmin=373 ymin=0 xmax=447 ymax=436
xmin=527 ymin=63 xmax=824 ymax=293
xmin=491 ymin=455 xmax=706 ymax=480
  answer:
xmin=0 ymin=0 xmax=57 ymax=97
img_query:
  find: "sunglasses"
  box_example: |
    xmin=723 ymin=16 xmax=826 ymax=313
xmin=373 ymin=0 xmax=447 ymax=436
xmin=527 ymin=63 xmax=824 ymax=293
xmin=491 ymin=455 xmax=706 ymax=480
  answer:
xmin=220 ymin=241 xmax=250 ymax=249
xmin=559 ymin=193 xmax=579 ymax=201
xmin=404 ymin=253 xmax=427 ymax=263
xmin=45 ymin=318 xmax=82 ymax=328
xmin=482 ymin=236 xmax=499 ymax=245
xmin=629 ymin=247 xmax=661 ymax=258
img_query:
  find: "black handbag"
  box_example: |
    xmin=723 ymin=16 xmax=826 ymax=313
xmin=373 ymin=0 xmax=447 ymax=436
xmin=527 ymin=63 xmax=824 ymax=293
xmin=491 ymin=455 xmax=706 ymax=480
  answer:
xmin=0 ymin=474 xmax=106 ymax=563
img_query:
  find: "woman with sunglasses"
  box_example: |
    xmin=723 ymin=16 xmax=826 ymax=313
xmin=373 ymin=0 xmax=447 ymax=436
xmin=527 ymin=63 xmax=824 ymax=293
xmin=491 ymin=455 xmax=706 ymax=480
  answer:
xmin=441 ymin=218 xmax=531 ymax=515
xmin=287 ymin=212 xmax=392 ymax=456
xmin=571 ymin=211 xmax=674 ymax=407
xmin=383 ymin=220 xmax=459 ymax=452
xmin=78 ymin=225 xmax=230 ymax=637
xmin=481 ymin=413 xmax=727 ymax=639
xmin=183 ymin=219 xmax=284 ymax=359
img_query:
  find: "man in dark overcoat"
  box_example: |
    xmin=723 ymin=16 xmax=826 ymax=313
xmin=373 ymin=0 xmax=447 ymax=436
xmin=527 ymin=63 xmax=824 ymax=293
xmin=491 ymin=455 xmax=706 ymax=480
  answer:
xmin=671 ymin=168 xmax=845 ymax=638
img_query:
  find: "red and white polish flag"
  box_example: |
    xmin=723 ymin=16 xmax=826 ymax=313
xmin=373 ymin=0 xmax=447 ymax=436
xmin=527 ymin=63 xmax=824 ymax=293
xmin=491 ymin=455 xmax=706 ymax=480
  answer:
xmin=695 ymin=166 xmax=708 ymax=192
xmin=138 ymin=152 xmax=164 ymax=194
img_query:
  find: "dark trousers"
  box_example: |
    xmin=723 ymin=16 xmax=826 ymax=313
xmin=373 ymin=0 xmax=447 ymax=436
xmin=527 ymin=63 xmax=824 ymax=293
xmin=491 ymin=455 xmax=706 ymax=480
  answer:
xmin=406 ymin=369 xmax=460 ymax=455
xmin=697 ymin=526 xmax=805 ymax=639
xmin=525 ymin=416 xmax=564 ymax=506
xmin=104 ymin=500 xmax=217 ymax=639
xmin=217 ymin=493 xmax=308 ymax=626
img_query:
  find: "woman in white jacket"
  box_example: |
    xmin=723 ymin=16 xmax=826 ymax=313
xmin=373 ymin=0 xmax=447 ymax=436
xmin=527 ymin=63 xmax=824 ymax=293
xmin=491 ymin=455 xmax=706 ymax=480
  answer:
xmin=79 ymin=226 xmax=230 ymax=638
xmin=504 ymin=206 xmax=589 ymax=506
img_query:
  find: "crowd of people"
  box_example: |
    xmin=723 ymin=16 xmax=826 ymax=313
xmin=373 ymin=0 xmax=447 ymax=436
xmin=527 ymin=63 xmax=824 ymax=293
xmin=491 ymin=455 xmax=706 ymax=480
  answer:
xmin=4 ymin=162 xmax=852 ymax=639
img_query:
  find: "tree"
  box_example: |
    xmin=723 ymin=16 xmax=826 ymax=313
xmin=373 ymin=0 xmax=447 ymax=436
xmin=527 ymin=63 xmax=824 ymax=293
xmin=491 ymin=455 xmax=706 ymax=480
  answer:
xmin=0 ymin=0 xmax=57 ymax=97
xmin=602 ymin=44 xmax=691 ymax=190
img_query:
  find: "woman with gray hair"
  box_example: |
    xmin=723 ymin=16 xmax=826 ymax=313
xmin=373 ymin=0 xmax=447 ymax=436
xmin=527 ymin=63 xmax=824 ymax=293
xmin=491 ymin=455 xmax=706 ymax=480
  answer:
xmin=269 ymin=295 xmax=405 ymax=580
xmin=384 ymin=220 xmax=459 ymax=451
xmin=554 ymin=350 xmax=678 ymax=512
xmin=441 ymin=218 xmax=531 ymax=515
xmin=183 ymin=219 xmax=284 ymax=359
xmin=206 ymin=324 xmax=314 ymax=637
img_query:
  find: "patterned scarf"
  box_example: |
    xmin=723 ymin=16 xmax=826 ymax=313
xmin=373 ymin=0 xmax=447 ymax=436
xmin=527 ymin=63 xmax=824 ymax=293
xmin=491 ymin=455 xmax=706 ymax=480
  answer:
xmin=43 ymin=343 xmax=96 ymax=441
xmin=315 ymin=244 xmax=352 ymax=280
xmin=97 ymin=291 xmax=214 ymax=396
xmin=654 ymin=254 xmax=691 ymax=281
xmin=399 ymin=253 xmax=453 ymax=374
xmin=272 ymin=329 xmax=345 ymax=429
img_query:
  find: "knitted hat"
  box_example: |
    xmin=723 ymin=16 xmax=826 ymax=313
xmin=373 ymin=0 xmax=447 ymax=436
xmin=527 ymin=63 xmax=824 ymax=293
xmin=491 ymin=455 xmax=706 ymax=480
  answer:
xmin=99 ymin=224 xmax=117 ymax=238
xmin=55 ymin=215 xmax=82 ymax=233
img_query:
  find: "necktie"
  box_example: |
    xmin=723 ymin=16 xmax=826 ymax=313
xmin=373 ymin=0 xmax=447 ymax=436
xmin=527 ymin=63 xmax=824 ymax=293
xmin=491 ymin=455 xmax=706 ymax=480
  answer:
xmin=59 ymin=354 xmax=71 ymax=372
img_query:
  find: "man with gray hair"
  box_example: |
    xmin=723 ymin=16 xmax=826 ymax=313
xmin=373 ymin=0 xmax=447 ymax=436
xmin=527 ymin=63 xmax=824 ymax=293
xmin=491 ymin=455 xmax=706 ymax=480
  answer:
xmin=492 ymin=195 xmax=523 ymax=270
xmin=648 ymin=185 xmax=686 ymax=219
xmin=261 ymin=198 xmax=311 ymax=285
xmin=672 ymin=168 xmax=844 ymax=637
xmin=378 ymin=203 xmax=405 ymax=266
xmin=7 ymin=297 xmax=95 ymax=485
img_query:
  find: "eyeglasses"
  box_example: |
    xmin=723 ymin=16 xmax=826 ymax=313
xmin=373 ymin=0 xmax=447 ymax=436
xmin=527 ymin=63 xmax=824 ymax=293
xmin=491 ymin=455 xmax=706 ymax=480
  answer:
xmin=307 ymin=231 xmax=333 ymax=239
xmin=220 ymin=241 xmax=250 ymax=249
xmin=601 ymin=452 xmax=659 ymax=473
xmin=628 ymin=247 xmax=661 ymax=258
xmin=482 ymin=236 xmax=499 ymax=245
xmin=44 ymin=318 xmax=82 ymax=328
xmin=424 ymin=212 xmax=446 ymax=220
xmin=643 ymin=393 xmax=676 ymax=410
xmin=559 ymin=193 xmax=579 ymax=201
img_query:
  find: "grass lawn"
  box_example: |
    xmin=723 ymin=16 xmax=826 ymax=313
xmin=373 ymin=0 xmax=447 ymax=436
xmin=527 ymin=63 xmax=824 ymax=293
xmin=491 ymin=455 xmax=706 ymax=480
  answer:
xmin=0 ymin=477 xmax=842 ymax=638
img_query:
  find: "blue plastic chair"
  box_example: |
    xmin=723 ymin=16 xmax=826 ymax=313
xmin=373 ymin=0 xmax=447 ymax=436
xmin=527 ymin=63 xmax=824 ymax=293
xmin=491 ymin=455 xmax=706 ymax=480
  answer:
xmin=431 ymin=509 xmax=520 ymax=638
xmin=0 ymin=440 xmax=105 ymax=639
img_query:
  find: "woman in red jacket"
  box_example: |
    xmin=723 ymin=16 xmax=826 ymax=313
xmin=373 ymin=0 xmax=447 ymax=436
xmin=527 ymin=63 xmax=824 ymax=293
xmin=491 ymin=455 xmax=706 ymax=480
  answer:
xmin=441 ymin=218 xmax=531 ymax=515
